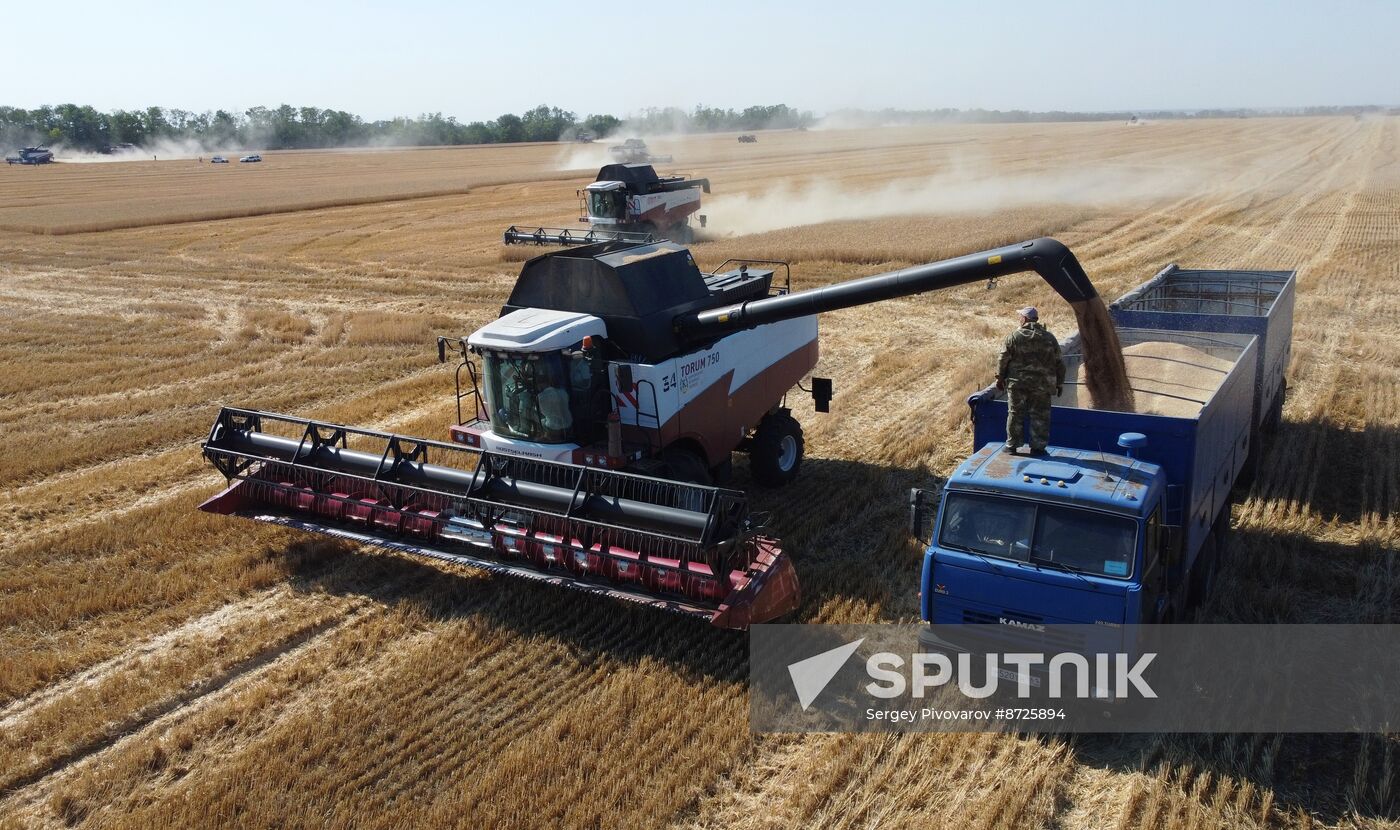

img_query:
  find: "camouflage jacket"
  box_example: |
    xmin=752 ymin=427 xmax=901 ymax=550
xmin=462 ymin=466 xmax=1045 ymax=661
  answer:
xmin=998 ymin=322 xmax=1065 ymax=390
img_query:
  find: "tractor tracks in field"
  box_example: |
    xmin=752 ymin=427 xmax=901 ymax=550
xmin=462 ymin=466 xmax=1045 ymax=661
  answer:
xmin=0 ymin=565 xmax=432 ymax=817
xmin=0 ymin=590 xmax=294 ymax=731
xmin=0 ymin=614 xmax=346 ymax=800
xmin=1079 ymin=123 xmax=1354 ymax=269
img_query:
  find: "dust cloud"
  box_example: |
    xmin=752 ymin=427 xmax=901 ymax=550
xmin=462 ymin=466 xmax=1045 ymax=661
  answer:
xmin=52 ymin=137 xmax=230 ymax=163
xmin=703 ymin=160 xmax=1206 ymax=236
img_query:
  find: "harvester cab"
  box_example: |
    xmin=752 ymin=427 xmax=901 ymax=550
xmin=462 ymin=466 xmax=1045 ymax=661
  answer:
xmin=504 ymin=164 xmax=710 ymax=246
xmin=202 ymin=237 xmax=1110 ymax=629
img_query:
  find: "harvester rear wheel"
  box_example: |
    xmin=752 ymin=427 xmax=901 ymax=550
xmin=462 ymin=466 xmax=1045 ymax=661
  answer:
xmin=749 ymin=411 xmax=803 ymax=487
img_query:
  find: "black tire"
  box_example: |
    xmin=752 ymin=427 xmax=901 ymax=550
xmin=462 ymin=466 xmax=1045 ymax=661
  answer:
xmin=1211 ymin=500 xmax=1232 ymax=563
xmin=1264 ymin=381 xmax=1287 ymax=433
xmin=671 ymin=223 xmax=694 ymax=244
xmin=710 ymin=453 xmax=734 ymax=485
xmin=749 ymin=411 xmax=804 ymax=487
xmin=1237 ymin=427 xmax=1260 ymax=490
xmin=661 ymin=446 xmax=712 ymax=486
xmin=1188 ymin=536 xmax=1218 ymax=612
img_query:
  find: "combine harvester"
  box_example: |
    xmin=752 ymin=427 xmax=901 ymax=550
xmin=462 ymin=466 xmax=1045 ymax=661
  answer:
xmin=5 ymin=146 xmax=54 ymax=165
xmin=504 ymin=164 xmax=709 ymax=246
xmin=609 ymin=138 xmax=671 ymax=164
xmin=203 ymin=237 xmax=1118 ymax=628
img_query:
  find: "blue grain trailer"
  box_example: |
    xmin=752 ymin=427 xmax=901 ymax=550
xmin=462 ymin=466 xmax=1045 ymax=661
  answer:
xmin=914 ymin=268 xmax=1293 ymax=639
xmin=1111 ymin=265 xmax=1295 ymax=481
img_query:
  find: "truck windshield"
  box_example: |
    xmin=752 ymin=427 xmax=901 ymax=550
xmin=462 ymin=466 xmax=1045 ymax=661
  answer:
xmin=482 ymin=352 xmax=574 ymax=444
xmin=939 ymin=494 xmax=1137 ymax=579
xmin=588 ymin=190 xmax=624 ymax=220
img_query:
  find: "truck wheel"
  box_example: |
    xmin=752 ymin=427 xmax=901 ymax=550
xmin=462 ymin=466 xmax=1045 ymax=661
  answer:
xmin=661 ymin=446 xmax=712 ymax=486
xmin=1265 ymin=381 xmax=1287 ymax=432
xmin=1211 ymin=501 xmax=1232 ymax=563
xmin=672 ymin=223 xmax=694 ymax=244
xmin=1237 ymin=428 xmax=1260 ymax=490
xmin=749 ymin=411 xmax=804 ymax=487
xmin=1188 ymin=536 xmax=1218 ymax=613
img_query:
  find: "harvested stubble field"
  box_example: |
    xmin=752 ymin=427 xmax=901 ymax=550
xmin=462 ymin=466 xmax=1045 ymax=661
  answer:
xmin=1 ymin=117 xmax=1398 ymax=829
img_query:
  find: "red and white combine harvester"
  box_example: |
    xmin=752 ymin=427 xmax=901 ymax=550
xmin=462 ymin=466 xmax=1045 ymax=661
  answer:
xmin=201 ymin=238 xmax=1105 ymax=628
xmin=503 ymin=164 xmax=708 ymax=246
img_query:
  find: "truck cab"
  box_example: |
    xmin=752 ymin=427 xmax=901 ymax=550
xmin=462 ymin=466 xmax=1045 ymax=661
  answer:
xmin=920 ymin=441 xmax=1172 ymax=635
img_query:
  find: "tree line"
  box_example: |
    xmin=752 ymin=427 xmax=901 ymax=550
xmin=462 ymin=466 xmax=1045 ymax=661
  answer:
xmin=0 ymin=103 xmax=815 ymax=152
xmin=7 ymin=101 xmax=1385 ymax=153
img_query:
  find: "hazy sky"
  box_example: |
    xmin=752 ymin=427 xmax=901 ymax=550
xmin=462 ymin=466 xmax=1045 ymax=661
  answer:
xmin=4 ymin=0 xmax=1396 ymax=120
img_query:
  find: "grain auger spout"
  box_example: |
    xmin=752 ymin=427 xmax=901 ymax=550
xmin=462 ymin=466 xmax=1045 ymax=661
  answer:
xmin=672 ymin=237 xmax=1133 ymax=410
xmin=673 ymin=237 xmax=1099 ymax=341
xmin=199 ymin=408 xmax=797 ymax=629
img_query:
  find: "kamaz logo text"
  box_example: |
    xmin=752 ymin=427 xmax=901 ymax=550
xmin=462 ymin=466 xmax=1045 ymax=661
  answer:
xmin=999 ymin=618 xmax=1046 ymax=633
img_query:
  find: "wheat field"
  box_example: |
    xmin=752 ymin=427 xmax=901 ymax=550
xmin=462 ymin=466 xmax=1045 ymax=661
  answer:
xmin=1 ymin=118 xmax=1397 ymax=829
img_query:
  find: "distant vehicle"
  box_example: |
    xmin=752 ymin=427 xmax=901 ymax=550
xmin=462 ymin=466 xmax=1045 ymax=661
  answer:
xmin=737 ymin=134 xmax=757 ymax=143
xmin=608 ymin=138 xmax=671 ymax=164
xmin=5 ymin=147 xmax=54 ymax=165
xmin=239 ymin=154 xmax=262 ymax=163
xmin=574 ymin=132 xmax=595 ymax=143
xmin=97 ymin=143 xmax=137 ymax=155
xmin=210 ymin=156 xmax=229 ymax=164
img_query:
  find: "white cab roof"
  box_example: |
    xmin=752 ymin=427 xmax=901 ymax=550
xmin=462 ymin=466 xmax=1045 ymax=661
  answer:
xmin=468 ymin=308 xmax=606 ymax=353
xmin=585 ymin=181 xmax=626 ymax=191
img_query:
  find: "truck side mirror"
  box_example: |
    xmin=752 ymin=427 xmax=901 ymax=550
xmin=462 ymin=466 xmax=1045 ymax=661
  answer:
xmin=909 ymin=488 xmax=934 ymax=543
xmin=437 ymin=337 xmax=447 ymax=364
xmin=811 ymin=377 xmax=833 ymax=413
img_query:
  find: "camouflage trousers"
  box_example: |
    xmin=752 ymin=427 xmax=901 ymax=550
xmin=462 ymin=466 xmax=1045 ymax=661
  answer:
xmin=1006 ymin=384 xmax=1053 ymax=452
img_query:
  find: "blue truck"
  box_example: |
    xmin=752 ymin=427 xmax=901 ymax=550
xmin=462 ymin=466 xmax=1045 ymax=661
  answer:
xmin=913 ymin=265 xmax=1296 ymax=637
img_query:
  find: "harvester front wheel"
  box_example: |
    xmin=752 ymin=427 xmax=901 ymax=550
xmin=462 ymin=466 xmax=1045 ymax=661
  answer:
xmin=749 ymin=411 xmax=803 ymax=487
xmin=662 ymin=446 xmax=713 ymax=486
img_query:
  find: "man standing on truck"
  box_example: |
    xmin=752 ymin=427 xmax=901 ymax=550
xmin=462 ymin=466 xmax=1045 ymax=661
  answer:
xmin=996 ymin=306 xmax=1065 ymax=455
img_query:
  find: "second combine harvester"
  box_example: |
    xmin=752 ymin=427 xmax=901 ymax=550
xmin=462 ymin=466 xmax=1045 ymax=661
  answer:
xmin=504 ymin=163 xmax=710 ymax=246
xmin=202 ymin=238 xmax=1118 ymax=628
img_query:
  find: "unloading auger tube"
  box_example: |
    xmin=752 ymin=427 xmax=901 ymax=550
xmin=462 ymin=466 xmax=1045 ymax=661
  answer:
xmin=674 ymin=237 xmax=1098 ymax=342
xmin=198 ymin=408 xmax=798 ymax=629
